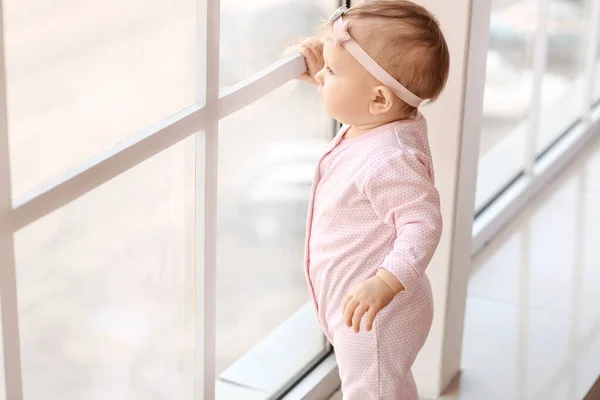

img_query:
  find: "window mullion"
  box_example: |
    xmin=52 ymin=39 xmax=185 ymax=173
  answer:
xmin=197 ymin=0 xmax=219 ymax=399
xmin=0 ymin=0 xmax=24 ymax=397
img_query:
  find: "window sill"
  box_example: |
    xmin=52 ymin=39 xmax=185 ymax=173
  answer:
xmin=216 ymin=380 xmax=269 ymax=400
xmin=282 ymin=352 xmax=339 ymax=400
xmin=218 ymin=302 xmax=336 ymax=399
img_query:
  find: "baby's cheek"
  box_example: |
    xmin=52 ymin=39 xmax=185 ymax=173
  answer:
xmin=326 ymin=90 xmax=345 ymax=112
xmin=322 ymin=92 xmax=345 ymax=121
xmin=333 ymin=91 xmax=356 ymax=112
xmin=325 ymin=84 xmax=344 ymax=106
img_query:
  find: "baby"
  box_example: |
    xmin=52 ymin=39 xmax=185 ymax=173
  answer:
xmin=297 ymin=1 xmax=450 ymax=399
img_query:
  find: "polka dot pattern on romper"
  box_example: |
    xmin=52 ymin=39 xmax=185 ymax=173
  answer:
xmin=303 ymin=113 xmax=442 ymax=399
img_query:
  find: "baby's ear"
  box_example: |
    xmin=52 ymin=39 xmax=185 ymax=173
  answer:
xmin=369 ymin=86 xmax=396 ymax=116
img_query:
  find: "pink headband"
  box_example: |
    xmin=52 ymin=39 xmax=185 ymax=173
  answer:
xmin=328 ymin=6 xmax=423 ymax=108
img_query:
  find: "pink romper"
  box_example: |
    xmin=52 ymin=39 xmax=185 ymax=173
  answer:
xmin=304 ymin=114 xmax=442 ymax=399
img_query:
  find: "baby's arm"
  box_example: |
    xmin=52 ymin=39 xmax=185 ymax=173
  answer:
xmin=363 ymin=150 xmax=443 ymax=293
xmin=342 ymin=150 xmax=442 ymax=333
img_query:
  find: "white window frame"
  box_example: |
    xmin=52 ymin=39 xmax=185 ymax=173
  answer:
xmin=0 ymin=0 xmax=343 ymax=398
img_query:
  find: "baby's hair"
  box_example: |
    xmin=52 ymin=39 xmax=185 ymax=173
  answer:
xmin=323 ymin=0 xmax=450 ymax=115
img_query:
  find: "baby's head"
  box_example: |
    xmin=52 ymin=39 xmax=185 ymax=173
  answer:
xmin=315 ymin=1 xmax=450 ymax=126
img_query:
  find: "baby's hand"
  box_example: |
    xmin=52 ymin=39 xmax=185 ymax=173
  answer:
xmin=295 ymin=37 xmax=324 ymax=85
xmin=342 ymin=275 xmax=396 ymax=333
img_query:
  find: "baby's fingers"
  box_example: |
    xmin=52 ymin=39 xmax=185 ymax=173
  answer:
xmin=342 ymin=294 xmax=351 ymax=312
xmin=299 ymin=37 xmax=323 ymax=52
xmin=365 ymin=308 xmax=378 ymax=332
xmin=299 ymin=47 xmax=318 ymax=71
xmin=300 ymin=39 xmax=323 ymax=66
xmin=301 ymin=49 xmax=323 ymax=82
xmin=343 ymin=298 xmax=359 ymax=328
xmin=352 ymin=304 xmax=369 ymax=333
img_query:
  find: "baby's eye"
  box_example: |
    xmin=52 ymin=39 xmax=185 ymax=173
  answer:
xmin=326 ymin=66 xmax=335 ymax=75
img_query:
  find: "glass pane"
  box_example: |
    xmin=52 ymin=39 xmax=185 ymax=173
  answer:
xmin=217 ymin=80 xmax=330 ymax=395
xmin=476 ymin=0 xmax=533 ymax=210
xmin=537 ymin=0 xmax=588 ymax=154
xmin=219 ymin=0 xmax=338 ymax=88
xmin=594 ymin=3 xmax=600 ymax=102
xmin=4 ymin=0 xmax=201 ymax=198
xmin=14 ymin=138 xmax=197 ymax=400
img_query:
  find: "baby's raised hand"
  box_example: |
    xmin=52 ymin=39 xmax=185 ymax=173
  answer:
xmin=296 ymin=37 xmax=324 ymax=85
xmin=342 ymin=275 xmax=396 ymax=333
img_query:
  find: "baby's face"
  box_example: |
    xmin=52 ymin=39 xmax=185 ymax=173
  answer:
xmin=315 ymin=36 xmax=379 ymax=126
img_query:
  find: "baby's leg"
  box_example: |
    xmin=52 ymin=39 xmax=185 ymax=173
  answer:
xmin=333 ymin=321 xmax=419 ymax=400
xmin=333 ymin=278 xmax=433 ymax=399
xmin=333 ymin=326 xmax=379 ymax=399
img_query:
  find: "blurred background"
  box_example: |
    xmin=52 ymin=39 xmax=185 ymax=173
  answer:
xmin=2 ymin=0 xmax=599 ymax=399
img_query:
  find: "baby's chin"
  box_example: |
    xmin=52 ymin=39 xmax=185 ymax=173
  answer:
xmin=322 ymin=104 xmax=351 ymax=126
xmin=326 ymin=111 xmax=363 ymax=127
xmin=321 ymin=103 xmax=336 ymax=121
xmin=325 ymin=112 xmax=348 ymax=126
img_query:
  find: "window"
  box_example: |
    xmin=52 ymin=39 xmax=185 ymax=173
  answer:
xmin=14 ymin=139 xmax=196 ymax=399
xmin=1 ymin=0 xmax=341 ymax=399
xmin=215 ymin=83 xmax=332 ymax=395
xmin=537 ymin=0 xmax=588 ymax=154
xmin=217 ymin=0 xmax=339 ymax=396
xmin=4 ymin=0 xmax=200 ymax=198
xmin=475 ymin=0 xmax=599 ymax=217
xmin=476 ymin=0 xmax=534 ymax=211
xmin=220 ymin=0 xmax=332 ymax=88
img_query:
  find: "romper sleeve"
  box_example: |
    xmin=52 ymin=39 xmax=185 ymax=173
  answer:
xmin=362 ymin=150 xmax=442 ymax=293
